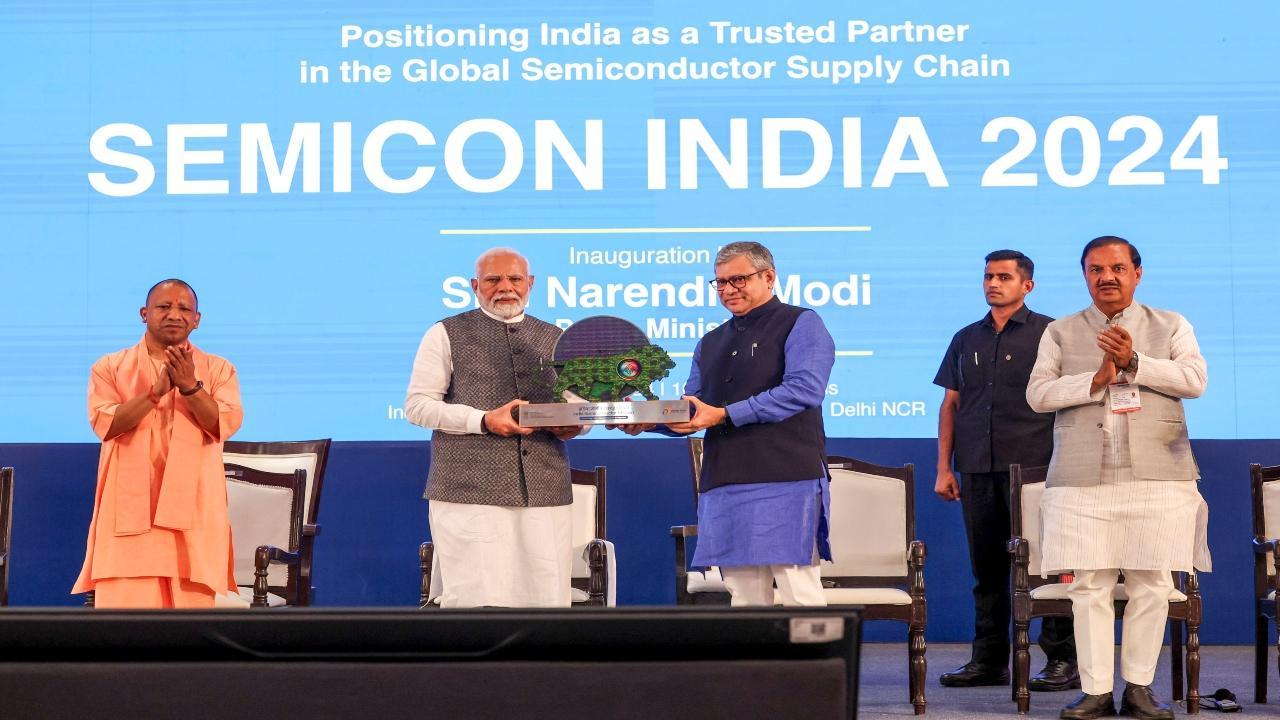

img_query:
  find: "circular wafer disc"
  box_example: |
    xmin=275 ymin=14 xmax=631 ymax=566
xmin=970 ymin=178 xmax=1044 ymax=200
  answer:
xmin=551 ymin=316 xmax=664 ymax=401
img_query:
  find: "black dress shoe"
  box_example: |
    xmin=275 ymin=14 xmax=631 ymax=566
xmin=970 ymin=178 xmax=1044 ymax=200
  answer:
xmin=939 ymin=662 xmax=1009 ymax=687
xmin=1030 ymin=659 xmax=1082 ymax=692
xmin=1060 ymin=692 xmax=1117 ymax=720
xmin=1119 ymin=683 xmax=1173 ymax=720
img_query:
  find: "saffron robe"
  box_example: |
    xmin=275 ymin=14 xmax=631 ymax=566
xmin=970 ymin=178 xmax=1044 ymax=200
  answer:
xmin=72 ymin=338 xmax=242 ymax=596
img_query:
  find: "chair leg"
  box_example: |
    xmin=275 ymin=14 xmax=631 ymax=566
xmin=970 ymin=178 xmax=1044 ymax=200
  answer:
xmin=1256 ymin=613 xmax=1268 ymax=704
xmin=1186 ymin=617 xmax=1201 ymax=714
xmin=1013 ymin=618 xmax=1031 ymax=714
xmin=908 ymin=625 xmax=927 ymax=715
xmin=1170 ymin=620 xmax=1184 ymax=702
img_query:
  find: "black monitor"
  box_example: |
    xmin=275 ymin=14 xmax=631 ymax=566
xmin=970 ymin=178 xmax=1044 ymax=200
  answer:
xmin=0 ymin=607 xmax=862 ymax=719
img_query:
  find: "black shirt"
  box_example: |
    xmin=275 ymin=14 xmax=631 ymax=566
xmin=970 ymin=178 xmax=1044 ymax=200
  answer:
xmin=932 ymin=304 xmax=1055 ymax=474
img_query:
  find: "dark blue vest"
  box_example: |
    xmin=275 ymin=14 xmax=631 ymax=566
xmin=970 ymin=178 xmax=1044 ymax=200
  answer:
xmin=698 ymin=297 xmax=827 ymax=492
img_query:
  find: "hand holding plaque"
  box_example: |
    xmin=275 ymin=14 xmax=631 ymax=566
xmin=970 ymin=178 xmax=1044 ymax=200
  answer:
xmin=663 ymin=395 xmax=726 ymax=434
xmin=517 ymin=316 xmax=692 ymax=427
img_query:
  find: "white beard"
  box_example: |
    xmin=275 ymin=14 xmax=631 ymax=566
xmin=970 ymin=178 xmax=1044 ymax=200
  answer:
xmin=483 ymin=296 xmax=526 ymax=320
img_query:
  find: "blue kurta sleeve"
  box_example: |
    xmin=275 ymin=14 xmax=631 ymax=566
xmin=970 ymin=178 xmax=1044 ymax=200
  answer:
xmin=725 ymin=311 xmax=835 ymax=426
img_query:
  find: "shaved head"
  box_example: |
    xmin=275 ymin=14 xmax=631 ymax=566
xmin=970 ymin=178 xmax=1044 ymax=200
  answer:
xmin=146 ymin=278 xmax=199 ymax=310
xmin=141 ymin=279 xmax=201 ymax=347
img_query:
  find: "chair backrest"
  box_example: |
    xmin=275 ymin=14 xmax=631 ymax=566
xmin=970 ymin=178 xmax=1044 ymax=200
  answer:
xmin=823 ymin=455 xmax=914 ymax=583
xmin=0 ymin=467 xmax=13 ymax=607
xmin=1009 ymin=464 xmax=1052 ymax=582
xmin=687 ymin=436 xmax=703 ymax=508
xmin=1251 ymin=463 xmax=1280 ymax=582
xmin=570 ymin=466 xmax=607 ymax=580
xmin=224 ymin=464 xmax=305 ymax=593
xmin=223 ymin=439 xmax=330 ymax=526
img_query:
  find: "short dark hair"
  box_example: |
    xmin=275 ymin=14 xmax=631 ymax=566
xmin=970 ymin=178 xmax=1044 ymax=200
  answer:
xmin=984 ymin=249 xmax=1034 ymax=279
xmin=1080 ymin=236 xmax=1141 ymax=269
xmin=146 ymin=278 xmax=199 ymax=309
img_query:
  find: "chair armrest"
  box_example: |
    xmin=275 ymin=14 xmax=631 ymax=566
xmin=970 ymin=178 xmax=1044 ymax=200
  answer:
xmin=1008 ymin=536 xmax=1032 ymax=595
xmin=302 ymin=523 xmax=321 ymax=537
xmin=254 ymin=545 xmax=301 ymax=568
xmin=585 ymin=539 xmax=609 ymax=606
xmin=906 ymin=540 xmax=926 ymax=586
xmin=907 ymin=540 xmax=927 ymax=629
xmin=1252 ymin=539 xmax=1280 ymax=586
xmin=671 ymin=525 xmax=696 ymax=604
xmin=419 ymin=542 xmax=435 ymax=608
xmin=908 ymin=540 xmax=926 ymax=569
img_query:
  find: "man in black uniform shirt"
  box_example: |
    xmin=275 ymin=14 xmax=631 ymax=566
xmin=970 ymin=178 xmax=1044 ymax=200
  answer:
xmin=933 ymin=250 xmax=1077 ymax=690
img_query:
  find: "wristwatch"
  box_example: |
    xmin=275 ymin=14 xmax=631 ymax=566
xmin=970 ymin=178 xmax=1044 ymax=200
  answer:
xmin=1124 ymin=352 xmax=1139 ymax=374
xmin=179 ymin=380 xmax=204 ymax=396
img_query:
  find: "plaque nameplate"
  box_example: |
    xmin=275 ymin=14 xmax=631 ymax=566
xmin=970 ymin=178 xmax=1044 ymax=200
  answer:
xmin=519 ymin=400 xmax=690 ymax=427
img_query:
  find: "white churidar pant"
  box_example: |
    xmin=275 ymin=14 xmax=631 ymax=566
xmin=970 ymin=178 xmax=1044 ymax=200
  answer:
xmin=429 ymin=500 xmax=573 ymax=608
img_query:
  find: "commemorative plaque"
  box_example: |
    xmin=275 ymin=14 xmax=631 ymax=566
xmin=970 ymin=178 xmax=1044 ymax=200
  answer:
xmin=518 ymin=316 xmax=691 ymax=427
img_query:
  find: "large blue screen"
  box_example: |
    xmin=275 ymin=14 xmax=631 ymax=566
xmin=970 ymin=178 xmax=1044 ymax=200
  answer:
xmin=2 ymin=2 xmax=1275 ymax=441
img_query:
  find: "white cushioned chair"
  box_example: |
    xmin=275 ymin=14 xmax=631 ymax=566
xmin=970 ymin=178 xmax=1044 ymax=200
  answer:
xmin=419 ymin=465 xmax=615 ymax=607
xmin=221 ymin=464 xmax=306 ymax=608
xmin=671 ymin=444 xmax=927 ymax=715
xmin=821 ymin=455 xmax=927 ymax=716
xmin=1009 ymin=463 xmax=1201 ymax=714
xmin=221 ymin=439 xmax=331 ymax=607
xmin=1250 ymin=462 xmax=1280 ymax=703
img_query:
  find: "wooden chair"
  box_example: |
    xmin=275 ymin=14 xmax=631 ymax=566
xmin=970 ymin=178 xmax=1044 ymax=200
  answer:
xmin=419 ymin=466 xmax=613 ymax=607
xmin=1250 ymin=463 xmax=1280 ymax=703
xmin=223 ymin=465 xmax=307 ymax=607
xmin=671 ymin=444 xmax=927 ymax=715
xmin=0 ymin=467 xmax=13 ymax=607
xmin=1008 ymin=464 xmax=1201 ymax=714
xmin=222 ymin=439 xmax=331 ymax=606
xmin=822 ymin=455 xmax=928 ymax=715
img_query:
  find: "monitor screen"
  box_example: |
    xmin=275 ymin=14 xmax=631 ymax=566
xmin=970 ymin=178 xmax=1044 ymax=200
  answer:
xmin=2 ymin=4 xmax=1272 ymax=440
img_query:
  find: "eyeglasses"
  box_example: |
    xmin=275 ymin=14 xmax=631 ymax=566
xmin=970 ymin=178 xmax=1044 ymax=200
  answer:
xmin=477 ymin=274 xmax=528 ymax=288
xmin=709 ymin=269 xmax=768 ymax=291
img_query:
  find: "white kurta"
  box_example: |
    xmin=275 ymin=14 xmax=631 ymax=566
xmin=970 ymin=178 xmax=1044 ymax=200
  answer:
xmin=1031 ymin=309 xmax=1211 ymax=574
xmin=406 ymin=307 xmax=577 ymax=608
xmin=428 ymin=500 xmax=573 ymax=608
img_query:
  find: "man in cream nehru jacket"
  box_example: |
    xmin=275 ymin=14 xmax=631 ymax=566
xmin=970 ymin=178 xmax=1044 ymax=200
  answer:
xmin=1027 ymin=236 xmax=1209 ymax=720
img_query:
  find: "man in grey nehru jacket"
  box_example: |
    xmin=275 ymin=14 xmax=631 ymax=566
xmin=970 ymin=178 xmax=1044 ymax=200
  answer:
xmin=405 ymin=248 xmax=582 ymax=607
xmin=1027 ymin=236 xmax=1210 ymax=720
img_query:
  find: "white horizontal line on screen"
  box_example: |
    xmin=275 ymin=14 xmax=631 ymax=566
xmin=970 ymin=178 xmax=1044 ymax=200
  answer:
xmin=667 ymin=350 xmax=873 ymax=358
xmin=439 ymin=226 xmax=872 ymax=236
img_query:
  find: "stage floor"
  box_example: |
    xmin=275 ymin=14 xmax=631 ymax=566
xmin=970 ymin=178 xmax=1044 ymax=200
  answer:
xmin=860 ymin=643 xmax=1269 ymax=718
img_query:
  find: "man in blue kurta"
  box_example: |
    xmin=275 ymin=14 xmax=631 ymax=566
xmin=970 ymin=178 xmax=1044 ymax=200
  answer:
xmin=659 ymin=241 xmax=836 ymax=606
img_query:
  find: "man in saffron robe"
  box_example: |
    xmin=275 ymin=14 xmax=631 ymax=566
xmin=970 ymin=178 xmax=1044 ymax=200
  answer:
xmin=73 ymin=279 xmax=243 ymax=608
